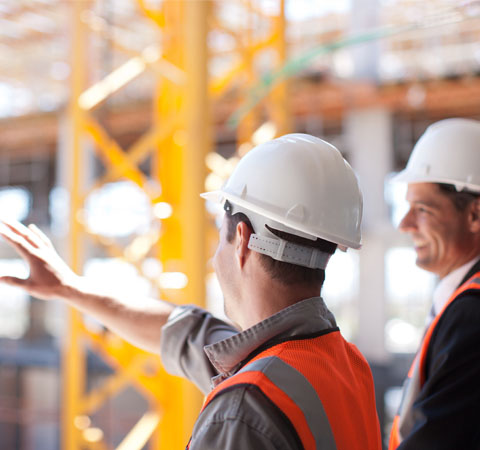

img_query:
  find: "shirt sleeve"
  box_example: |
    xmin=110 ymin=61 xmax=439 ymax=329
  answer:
xmin=398 ymin=293 xmax=480 ymax=450
xmin=160 ymin=305 xmax=238 ymax=394
xmin=189 ymin=385 xmax=301 ymax=450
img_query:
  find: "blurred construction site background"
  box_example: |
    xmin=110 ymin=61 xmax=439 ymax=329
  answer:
xmin=0 ymin=0 xmax=479 ymax=449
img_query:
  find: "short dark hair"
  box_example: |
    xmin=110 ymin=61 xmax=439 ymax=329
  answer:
xmin=437 ymin=183 xmax=480 ymax=211
xmin=224 ymin=205 xmax=336 ymax=286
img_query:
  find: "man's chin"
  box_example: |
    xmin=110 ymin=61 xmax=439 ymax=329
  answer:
xmin=415 ymin=257 xmax=433 ymax=273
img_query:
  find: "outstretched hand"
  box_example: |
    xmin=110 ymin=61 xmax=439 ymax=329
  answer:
xmin=0 ymin=220 xmax=79 ymax=301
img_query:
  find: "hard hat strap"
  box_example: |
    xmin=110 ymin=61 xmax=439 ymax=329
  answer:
xmin=248 ymin=234 xmax=330 ymax=270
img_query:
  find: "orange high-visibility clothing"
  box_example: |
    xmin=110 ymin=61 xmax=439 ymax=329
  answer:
xmin=190 ymin=329 xmax=381 ymax=450
xmin=389 ymin=272 xmax=480 ymax=449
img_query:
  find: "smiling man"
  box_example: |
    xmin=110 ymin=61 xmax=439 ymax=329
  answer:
xmin=389 ymin=118 xmax=480 ymax=450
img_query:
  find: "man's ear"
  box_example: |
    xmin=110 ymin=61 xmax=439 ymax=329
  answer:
xmin=235 ymin=222 xmax=253 ymax=268
xmin=468 ymin=197 xmax=480 ymax=233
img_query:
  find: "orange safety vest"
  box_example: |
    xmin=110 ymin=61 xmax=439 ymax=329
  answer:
xmin=188 ymin=330 xmax=381 ymax=450
xmin=389 ymin=271 xmax=480 ymax=450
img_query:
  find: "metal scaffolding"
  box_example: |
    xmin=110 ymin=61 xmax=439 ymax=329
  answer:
xmin=64 ymin=1 xmax=289 ymax=448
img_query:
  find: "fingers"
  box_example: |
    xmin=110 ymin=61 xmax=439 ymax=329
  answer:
xmin=0 ymin=276 xmax=29 ymax=288
xmin=28 ymin=224 xmax=54 ymax=248
xmin=1 ymin=219 xmax=43 ymax=249
xmin=0 ymin=221 xmax=39 ymax=259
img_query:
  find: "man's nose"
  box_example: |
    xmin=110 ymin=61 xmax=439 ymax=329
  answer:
xmin=398 ymin=209 xmax=416 ymax=233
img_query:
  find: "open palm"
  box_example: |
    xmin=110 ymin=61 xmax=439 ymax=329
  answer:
xmin=0 ymin=220 xmax=79 ymax=300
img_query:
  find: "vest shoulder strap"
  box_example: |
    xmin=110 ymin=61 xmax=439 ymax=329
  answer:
xmin=203 ymin=354 xmax=337 ymax=450
xmin=419 ymin=270 xmax=480 ymax=385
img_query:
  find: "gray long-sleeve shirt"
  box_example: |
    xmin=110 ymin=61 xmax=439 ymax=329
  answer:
xmin=160 ymin=297 xmax=337 ymax=449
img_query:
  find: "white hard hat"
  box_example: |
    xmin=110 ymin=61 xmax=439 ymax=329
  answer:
xmin=392 ymin=118 xmax=480 ymax=193
xmin=201 ymin=134 xmax=363 ymax=269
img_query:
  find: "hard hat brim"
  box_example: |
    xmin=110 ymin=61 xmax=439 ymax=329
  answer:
xmin=201 ymin=189 xmax=362 ymax=249
xmin=391 ymin=168 xmax=456 ymax=185
xmin=200 ymin=190 xmax=224 ymax=203
xmin=390 ymin=170 xmax=480 ymax=193
xmin=390 ymin=169 xmax=419 ymax=184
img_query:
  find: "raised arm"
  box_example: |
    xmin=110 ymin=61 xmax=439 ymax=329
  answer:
xmin=0 ymin=219 xmax=175 ymax=354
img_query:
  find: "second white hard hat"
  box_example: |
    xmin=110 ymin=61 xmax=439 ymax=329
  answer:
xmin=201 ymin=133 xmax=363 ymax=250
xmin=392 ymin=118 xmax=480 ymax=193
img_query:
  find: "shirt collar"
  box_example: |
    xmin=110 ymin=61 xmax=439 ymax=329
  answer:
xmin=204 ymin=296 xmax=336 ymax=384
xmin=432 ymin=256 xmax=480 ymax=317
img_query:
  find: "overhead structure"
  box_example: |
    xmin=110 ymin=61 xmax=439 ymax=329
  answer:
xmin=63 ymin=0 xmax=290 ymax=449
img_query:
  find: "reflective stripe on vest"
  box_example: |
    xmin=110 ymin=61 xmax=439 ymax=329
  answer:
xmin=389 ymin=272 xmax=480 ymax=449
xmin=236 ymin=356 xmax=337 ymax=449
xmin=191 ymin=330 xmax=381 ymax=450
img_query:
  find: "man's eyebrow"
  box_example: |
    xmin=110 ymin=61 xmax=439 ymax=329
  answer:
xmin=410 ymin=199 xmax=440 ymax=208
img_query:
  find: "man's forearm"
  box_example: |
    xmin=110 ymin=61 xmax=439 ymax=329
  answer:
xmin=59 ymin=277 xmax=176 ymax=354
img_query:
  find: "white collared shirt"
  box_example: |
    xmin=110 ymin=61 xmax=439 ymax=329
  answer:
xmin=429 ymin=257 xmax=480 ymax=323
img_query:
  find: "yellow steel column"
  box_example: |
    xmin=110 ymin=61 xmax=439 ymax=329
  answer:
xmin=149 ymin=3 xmax=188 ymax=448
xmin=181 ymin=0 xmax=210 ymax=434
xmin=150 ymin=0 xmax=210 ymax=446
xmin=183 ymin=0 xmax=209 ymax=321
xmin=64 ymin=1 xmax=88 ymax=449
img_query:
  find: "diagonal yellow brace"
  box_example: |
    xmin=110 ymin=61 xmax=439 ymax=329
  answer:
xmin=84 ymin=117 xmax=148 ymax=188
xmin=98 ymin=118 xmax=176 ymax=186
xmin=80 ymin=357 xmax=150 ymax=415
xmin=210 ymin=58 xmax=245 ymax=97
xmin=82 ymin=328 xmax=165 ymax=399
xmin=81 ymin=115 xmax=178 ymax=203
xmin=137 ymin=0 xmax=166 ymax=28
xmin=210 ymin=31 xmax=277 ymax=97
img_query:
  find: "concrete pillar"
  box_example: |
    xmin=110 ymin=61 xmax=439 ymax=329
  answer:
xmin=345 ymin=108 xmax=393 ymax=363
xmin=350 ymin=0 xmax=380 ymax=81
xmin=346 ymin=109 xmax=392 ymax=231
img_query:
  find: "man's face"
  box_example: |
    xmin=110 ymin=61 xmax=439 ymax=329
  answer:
xmin=399 ymin=183 xmax=472 ymax=278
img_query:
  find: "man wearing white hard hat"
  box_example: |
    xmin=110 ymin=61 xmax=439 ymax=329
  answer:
xmin=0 ymin=134 xmax=381 ymax=449
xmin=389 ymin=118 xmax=480 ymax=449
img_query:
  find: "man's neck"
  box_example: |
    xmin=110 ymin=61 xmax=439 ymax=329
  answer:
xmin=237 ymin=279 xmax=322 ymax=330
